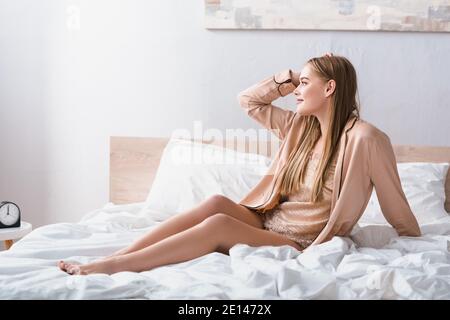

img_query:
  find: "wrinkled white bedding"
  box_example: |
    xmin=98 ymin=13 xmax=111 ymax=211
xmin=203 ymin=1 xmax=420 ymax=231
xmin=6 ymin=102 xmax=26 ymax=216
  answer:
xmin=0 ymin=202 xmax=449 ymax=300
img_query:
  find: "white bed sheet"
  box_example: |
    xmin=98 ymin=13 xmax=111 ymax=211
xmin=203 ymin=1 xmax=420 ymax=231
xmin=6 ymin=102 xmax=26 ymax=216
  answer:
xmin=0 ymin=202 xmax=449 ymax=300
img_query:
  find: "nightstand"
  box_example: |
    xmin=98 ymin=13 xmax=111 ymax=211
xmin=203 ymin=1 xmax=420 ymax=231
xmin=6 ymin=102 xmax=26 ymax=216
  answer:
xmin=0 ymin=221 xmax=33 ymax=250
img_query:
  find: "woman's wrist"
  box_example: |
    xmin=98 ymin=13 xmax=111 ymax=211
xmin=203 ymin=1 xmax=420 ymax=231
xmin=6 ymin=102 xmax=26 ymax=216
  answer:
xmin=290 ymin=70 xmax=301 ymax=87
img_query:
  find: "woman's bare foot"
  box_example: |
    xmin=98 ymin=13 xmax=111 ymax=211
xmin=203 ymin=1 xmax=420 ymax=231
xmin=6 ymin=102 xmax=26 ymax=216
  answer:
xmin=58 ymin=258 xmax=118 ymax=275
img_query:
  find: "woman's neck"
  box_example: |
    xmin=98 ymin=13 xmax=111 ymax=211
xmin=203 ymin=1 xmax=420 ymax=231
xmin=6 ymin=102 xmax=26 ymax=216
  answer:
xmin=314 ymin=102 xmax=332 ymax=142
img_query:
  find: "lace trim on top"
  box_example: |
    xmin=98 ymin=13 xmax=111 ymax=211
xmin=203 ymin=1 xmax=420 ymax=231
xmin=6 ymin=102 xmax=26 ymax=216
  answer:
xmin=262 ymin=150 xmax=338 ymax=250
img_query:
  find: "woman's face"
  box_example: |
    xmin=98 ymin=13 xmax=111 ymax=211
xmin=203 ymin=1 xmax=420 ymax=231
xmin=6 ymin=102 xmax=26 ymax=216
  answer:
xmin=293 ymin=64 xmax=331 ymax=116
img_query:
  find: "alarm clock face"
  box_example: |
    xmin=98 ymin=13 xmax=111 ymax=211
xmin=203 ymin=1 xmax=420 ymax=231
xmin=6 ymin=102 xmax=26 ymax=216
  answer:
xmin=0 ymin=202 xmax=20 ymax=226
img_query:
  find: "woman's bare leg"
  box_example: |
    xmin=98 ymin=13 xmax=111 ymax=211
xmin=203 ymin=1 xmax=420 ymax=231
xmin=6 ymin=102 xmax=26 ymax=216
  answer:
xmin=59 ymin=214 xmax=302 ymax=275
xmin=106 ymin=195 xmax=263 ymax=258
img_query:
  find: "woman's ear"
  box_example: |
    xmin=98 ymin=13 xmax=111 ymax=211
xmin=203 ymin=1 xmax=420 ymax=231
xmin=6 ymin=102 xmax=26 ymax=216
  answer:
xmin=324 ymin=79 xmax=336 ymax=98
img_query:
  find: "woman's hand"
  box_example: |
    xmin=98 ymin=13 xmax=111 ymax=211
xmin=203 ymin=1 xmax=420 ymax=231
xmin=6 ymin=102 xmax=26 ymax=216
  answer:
xmin=290 ymin=70 xmax=301 ymax=87
xmin=290 ymin=53 xmax=332 ymax=87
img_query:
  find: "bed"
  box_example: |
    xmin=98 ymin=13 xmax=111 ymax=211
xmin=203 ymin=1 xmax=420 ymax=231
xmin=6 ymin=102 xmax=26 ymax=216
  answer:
xmin=0 ymin=136 xmax=449 ymax=299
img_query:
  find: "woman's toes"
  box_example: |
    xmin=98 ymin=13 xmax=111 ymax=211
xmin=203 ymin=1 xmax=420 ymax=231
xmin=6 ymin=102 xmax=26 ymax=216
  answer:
xmin=66 ymin=265 xmax=74 ymax=274
xmin=58 ymin=261 xmax=66 ymax=271
xmin=58 ymin=261 xmax=80 ymax=275
xmin=67 ymin=265 xmax=82 ymax=275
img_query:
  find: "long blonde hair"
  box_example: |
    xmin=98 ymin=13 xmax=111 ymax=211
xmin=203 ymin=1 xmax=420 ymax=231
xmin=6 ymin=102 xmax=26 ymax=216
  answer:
xmin=266 ymin=55 xmax=360 ymax=211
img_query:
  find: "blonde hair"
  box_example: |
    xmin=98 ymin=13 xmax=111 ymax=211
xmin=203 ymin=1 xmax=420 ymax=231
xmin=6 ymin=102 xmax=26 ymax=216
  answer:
xmin=262 ymin=55 xmax=360 ymax=212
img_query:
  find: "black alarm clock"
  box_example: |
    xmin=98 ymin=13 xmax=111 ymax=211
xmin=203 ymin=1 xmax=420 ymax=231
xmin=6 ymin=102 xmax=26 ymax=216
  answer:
xmin=0 ymin=201 xmax=21 ymax=228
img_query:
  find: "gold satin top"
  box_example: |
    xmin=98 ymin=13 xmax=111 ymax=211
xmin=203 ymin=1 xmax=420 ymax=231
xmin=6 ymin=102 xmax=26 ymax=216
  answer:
xmin=262 ymin=150 xmax=338 ymax=250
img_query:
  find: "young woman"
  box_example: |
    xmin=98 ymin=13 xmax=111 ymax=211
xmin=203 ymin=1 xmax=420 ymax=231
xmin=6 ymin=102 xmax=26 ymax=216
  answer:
xmin=59 ymin=53 xmax=421 ymax=275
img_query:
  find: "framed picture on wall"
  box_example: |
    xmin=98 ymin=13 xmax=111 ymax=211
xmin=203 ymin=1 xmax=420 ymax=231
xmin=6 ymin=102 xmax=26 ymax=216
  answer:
xmin=204 ymin=0 xmax=450 ymax=32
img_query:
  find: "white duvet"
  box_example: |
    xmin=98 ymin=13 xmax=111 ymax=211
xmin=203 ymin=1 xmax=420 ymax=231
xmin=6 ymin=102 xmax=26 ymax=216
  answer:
xmin=0 ymin=202 xmax=449 ymax=300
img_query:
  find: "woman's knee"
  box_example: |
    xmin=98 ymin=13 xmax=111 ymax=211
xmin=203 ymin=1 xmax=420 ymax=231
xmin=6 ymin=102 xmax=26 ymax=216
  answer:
xmin=208 ymin=194 xmax=232 ymax=207
xmin=200 ymin=194 xmax=233 ymax=216
xmin=197 ymin=213 xmax=234 ymax=235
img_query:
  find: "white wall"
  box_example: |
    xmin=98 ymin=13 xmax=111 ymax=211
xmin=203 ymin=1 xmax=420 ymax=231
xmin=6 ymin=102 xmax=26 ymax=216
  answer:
xmin=1 ymin=0 xmax=449 ymax=229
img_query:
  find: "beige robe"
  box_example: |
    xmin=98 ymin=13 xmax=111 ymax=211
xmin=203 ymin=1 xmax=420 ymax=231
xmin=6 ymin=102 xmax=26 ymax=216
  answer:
xmin=237 ymin=69 xmax=421 ymax=247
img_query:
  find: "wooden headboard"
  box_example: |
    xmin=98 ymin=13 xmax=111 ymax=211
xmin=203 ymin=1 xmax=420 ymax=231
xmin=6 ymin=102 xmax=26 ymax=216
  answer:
xmin=109 ymin=136 xmax=450 ymax=213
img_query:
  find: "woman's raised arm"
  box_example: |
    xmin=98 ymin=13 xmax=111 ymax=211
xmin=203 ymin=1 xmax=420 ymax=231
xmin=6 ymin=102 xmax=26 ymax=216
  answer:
xmin=237 ymin=69 xmax=300 ymax=141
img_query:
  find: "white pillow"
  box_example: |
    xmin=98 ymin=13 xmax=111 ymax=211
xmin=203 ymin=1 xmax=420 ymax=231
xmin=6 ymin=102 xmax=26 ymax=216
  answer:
xmin=141 ymin=138 xmax=272 ymax=221
xmin=359 ymin=162 xmax=450 ymax=225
